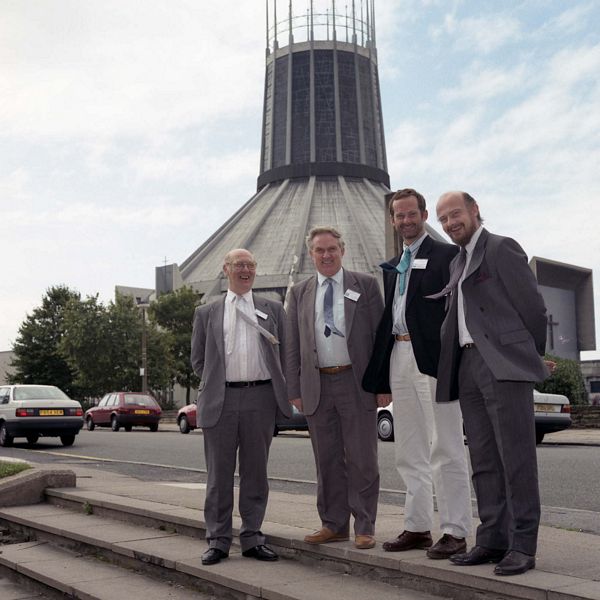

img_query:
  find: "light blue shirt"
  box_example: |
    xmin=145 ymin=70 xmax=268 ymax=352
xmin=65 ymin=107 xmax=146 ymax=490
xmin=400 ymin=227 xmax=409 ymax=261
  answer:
xmin=392 ymin=232 xmax=428 ymax=335
xmin=315 ymin=268 xmax=351 ymax=367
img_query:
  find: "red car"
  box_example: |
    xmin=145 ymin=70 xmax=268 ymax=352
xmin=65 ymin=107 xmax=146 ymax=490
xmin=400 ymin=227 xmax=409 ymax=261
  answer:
xmin=176 ymin=403 xmax=308 ymax=436
xmin=85 ymin=392 xmax=161 ymax=432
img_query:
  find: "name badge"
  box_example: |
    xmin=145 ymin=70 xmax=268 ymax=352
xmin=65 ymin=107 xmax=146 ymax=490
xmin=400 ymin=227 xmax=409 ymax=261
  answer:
xmin=255 ymin=309 xmax=268 ymax=320
xmin=344 ymin=289 xmax=361 ymax=302
xmin=413 ymin=258 xmax=428 ymax=270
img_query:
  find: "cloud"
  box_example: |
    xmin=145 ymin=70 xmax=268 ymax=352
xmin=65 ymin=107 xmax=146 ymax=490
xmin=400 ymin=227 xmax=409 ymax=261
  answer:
xmin=0 ymin=1 xmax=265 ymax=140
xmin=431 ymin=13 xmax=521 ymax=54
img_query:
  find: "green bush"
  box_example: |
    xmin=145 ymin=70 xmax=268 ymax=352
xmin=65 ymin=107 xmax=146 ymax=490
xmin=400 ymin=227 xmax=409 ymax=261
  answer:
xmin=535 ymin=354 xmax=587 ymax=405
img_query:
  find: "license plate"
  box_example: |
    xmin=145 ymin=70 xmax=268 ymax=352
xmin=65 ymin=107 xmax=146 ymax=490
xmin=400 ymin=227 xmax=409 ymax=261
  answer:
xmin=39 ymin=409 xmax=64 ymax=416
xmin=535 ymin=404 xmax=559 ymax=413
xmin=134 ymin=409 xmax=150 ymax=415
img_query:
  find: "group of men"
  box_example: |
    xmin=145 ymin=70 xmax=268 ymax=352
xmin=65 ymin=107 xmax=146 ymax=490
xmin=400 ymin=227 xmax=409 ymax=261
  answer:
xmin=191 ymin=189 xmax=551 ymax=577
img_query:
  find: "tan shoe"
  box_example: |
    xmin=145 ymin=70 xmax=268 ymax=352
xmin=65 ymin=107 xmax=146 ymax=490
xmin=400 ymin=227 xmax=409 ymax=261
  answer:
xmin=355 ymin=535 xmax=376 ymax=549
xmin=304 ymin=527 xmax=349 ymax=544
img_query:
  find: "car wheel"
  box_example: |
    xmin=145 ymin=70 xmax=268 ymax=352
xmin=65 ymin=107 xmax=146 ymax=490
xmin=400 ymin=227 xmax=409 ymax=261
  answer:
xmin=60 ymin=434 xmax=75 ymax=447
xmin=535 ymin=431 xmax=545 ymax=445
xmin=124 ymin=424 xmax=133 ymax=432
xmin=377 ymin=412 xmax=394 ymax=442
xmin=149 ymin=423 xmax=158 ymax=432
xmin=178 ymin=416 xmax=190 ymax=434
xmin=26 ymin=434 xmax=39 ymax=445
xmin=0 ymin=423 xmax=14 ymax=447
xmin=86 ymin=416 xmax=95 ymax=431
xmin=111 ymin=416 xmax=120 ymax=432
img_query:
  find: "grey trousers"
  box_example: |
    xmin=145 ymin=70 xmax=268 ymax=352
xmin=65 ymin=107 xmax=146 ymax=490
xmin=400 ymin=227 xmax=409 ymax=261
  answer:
xmin=459 ymin=347 xmax=540 ymax=555
xmin=202 ymin=383 xmax=277 ymax=553
xmin=306 ymin=369 xmax=379 ymax=536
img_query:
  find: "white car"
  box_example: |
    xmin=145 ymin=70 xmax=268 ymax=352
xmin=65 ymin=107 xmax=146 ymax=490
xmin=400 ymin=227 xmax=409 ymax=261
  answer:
xmin=377 ymin=390 xmax=571 ymax=445
xmin=0 ymin=384 xmax=84 ymax=447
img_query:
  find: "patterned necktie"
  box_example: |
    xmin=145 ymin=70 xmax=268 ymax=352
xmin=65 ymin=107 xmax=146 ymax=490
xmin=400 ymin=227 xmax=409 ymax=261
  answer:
xmin=426 ymin=248 xmax=467 ymax=299
xmin=396 ymin=247 xmax=412 ymax=296
xmin=323 ymin=278 xmax=344 ymax=338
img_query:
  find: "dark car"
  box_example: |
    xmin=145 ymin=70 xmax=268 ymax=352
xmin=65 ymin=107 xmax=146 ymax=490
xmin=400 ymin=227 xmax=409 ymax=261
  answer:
xmin=85 ymin=392 xmax=161 ymax=432
xmin=176 ymin=403 xmax=309 ymax=436
xmin=0 ymin=384 xmax=83 ymax=447
xmin=376 ymin=390 xmax=572 ymax=444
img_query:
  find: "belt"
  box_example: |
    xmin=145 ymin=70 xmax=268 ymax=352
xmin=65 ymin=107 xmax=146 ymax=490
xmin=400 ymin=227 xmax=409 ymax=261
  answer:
xmin=462 ymin=343 xmax=476 ymax=349
xmin=225 ymin=379 xmax=271 ymax=388
xmin=319 ymin=365 xmax=352 ymax=375
xmin=394 ymin=334 xmax=411 ymax=342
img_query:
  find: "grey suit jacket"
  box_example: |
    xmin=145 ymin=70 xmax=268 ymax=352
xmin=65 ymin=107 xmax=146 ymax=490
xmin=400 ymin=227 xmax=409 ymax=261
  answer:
xmin=437 ymin=228 xmax=549 ymax=402
xmin=191 ymin=294 xmax=291 ymax=428
xmin=285 ymin=269 xmax=384 ymax=416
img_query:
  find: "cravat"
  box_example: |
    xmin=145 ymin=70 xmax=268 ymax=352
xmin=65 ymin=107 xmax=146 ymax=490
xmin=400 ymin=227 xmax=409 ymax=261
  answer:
xmin=426 ymin=248 xmax=467 ymax=299
xmin=236 ymin=306 xmax=280 ymax=345
xmin=323 ymin=278 xmax=344 ymax=338
xmin=226 ymin=295 xmax=238 ymax=355
xmin=396 ymin=247 xmax=412 ymax=296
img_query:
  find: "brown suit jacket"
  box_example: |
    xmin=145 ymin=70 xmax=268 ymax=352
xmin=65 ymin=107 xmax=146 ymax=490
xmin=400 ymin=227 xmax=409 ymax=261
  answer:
xmin=285 ymin=269 xmax=383 ymax=415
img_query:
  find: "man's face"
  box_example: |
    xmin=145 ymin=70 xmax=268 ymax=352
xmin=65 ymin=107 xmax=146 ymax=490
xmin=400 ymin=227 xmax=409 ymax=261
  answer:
xmin=309 ymin=233 xmax=345 ymax=278
xmin=223 ymin=250 xmax=256 ymax=295
xmin=436 ymin=193 xmax=480 ymax=247
xmin=390 ymin=196 xmax=427 ymax=244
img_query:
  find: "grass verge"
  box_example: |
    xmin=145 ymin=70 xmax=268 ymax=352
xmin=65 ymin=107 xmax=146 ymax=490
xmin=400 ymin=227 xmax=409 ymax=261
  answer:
xmin=0 ymin=462 xmax=32 ymax=479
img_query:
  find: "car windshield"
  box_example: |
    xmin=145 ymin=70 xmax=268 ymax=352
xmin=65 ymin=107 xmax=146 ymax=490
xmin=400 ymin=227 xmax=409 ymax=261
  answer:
xmin=123 ymin=394 xmax=158 ymax=407
xmin=14 ymin=386 xmax=70 ymax=401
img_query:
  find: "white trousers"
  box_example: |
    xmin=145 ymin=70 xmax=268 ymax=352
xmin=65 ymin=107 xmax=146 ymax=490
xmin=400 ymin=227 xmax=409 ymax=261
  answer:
xmin=390 ymin=340 xmax=472 ymax=537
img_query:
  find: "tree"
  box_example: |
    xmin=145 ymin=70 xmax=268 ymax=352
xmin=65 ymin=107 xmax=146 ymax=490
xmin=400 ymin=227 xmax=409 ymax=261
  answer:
xmin=535 ymin=354 xmax=587 ymax=405
xmin=60 ymin=293 xmax=174 ymax=399
xmin=10 ymin=286 xmax=81 ymax=397
xmin=149 ymin=287 xmax=201 ymax=404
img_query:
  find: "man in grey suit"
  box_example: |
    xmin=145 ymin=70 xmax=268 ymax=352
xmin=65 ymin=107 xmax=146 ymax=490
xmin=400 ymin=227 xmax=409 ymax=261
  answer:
xmin=286 ymin=226 xmax=384 ymax=550
xmin=435 ymin=191 xmax=550 ymax=576
xmin=191 ymin=248 xmax=291 ymax=566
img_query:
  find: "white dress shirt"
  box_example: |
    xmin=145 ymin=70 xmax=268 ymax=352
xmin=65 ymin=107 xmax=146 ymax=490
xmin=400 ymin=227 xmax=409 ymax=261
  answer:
xmin=458 ymin=225 xmax=484 ymax=347
xmin=392 ymin=232 xmax=428 ymax=335
xmin=315 ymin=268 xmax=351 ymax=367
xmin=223 ymin=289 xmax=271 ymax=382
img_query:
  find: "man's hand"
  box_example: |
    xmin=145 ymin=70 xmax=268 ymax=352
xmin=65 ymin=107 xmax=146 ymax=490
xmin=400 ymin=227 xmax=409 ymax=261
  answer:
xmin=376 ymin=393 xmax=392 ymax=408
xmin=544 ymin=359 xmax=557 ymax=374
xmin=290 ymin=397 xmax=303 ymax=411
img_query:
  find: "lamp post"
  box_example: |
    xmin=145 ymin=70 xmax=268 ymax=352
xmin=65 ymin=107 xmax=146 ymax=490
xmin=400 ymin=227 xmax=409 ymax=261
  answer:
xmin=137 ymin=301 xmax=150 ymax=393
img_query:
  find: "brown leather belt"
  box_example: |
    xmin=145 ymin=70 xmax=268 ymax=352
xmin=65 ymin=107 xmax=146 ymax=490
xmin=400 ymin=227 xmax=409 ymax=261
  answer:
xmin=394 ymin=334 xmax=411 ymax=342
xmin=225 ymin=379 xmax=271 ymax=388
xmin=319 ymin=365 xmax=352 ymax=375
xmin=462 ymin=343 xmax=476 ymax=349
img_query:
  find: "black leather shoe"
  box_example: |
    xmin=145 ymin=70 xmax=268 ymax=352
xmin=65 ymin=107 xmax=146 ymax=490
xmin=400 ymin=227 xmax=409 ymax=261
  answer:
xmin=449 ymin=545 xmax=506 ymax=566
xmin=201 ymin=547 xmax=228 ymax=565
xmin=242 ymin=544 xmax=279 ymax=561
xmin=494 ymin=550 xmax=535 ymax=576
xmin=426 ymin=534 xmax=467 ymax=559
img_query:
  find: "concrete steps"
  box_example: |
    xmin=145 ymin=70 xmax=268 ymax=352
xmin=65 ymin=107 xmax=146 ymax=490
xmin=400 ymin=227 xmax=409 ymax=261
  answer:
xmin=0 ymin=501 xmax=439 ymax=600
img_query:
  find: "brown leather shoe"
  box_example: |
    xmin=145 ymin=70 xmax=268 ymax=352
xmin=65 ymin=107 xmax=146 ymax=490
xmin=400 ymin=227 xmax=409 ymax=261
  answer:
xmin=304 ymin=527 xmax=349 ymax=544
xmin=355 ymin=535 xmax=376 ymax=549
xmin=383 ymin=530 xmax=433 ymax=552
xmin=426 ymin=534 xmax=467 ymax=559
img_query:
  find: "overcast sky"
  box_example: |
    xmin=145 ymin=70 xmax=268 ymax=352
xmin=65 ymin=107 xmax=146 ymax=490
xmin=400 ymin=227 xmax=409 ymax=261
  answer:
xmin=2 ymin=0 xmax=599 ymax=359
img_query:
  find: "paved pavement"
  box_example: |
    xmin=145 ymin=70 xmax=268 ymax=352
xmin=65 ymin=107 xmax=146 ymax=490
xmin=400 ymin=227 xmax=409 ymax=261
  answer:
xmin=1 ymin=429 xmax=599 ymax=599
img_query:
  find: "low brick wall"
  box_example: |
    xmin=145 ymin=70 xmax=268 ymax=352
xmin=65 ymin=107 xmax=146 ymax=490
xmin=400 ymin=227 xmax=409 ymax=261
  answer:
xmin=570 ymin=405 xmax=600 ymax=428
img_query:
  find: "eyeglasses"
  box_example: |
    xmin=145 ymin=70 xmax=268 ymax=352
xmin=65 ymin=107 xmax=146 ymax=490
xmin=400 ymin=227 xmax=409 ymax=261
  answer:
xmin=228 ymin=261 xmax=257 ymax=271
